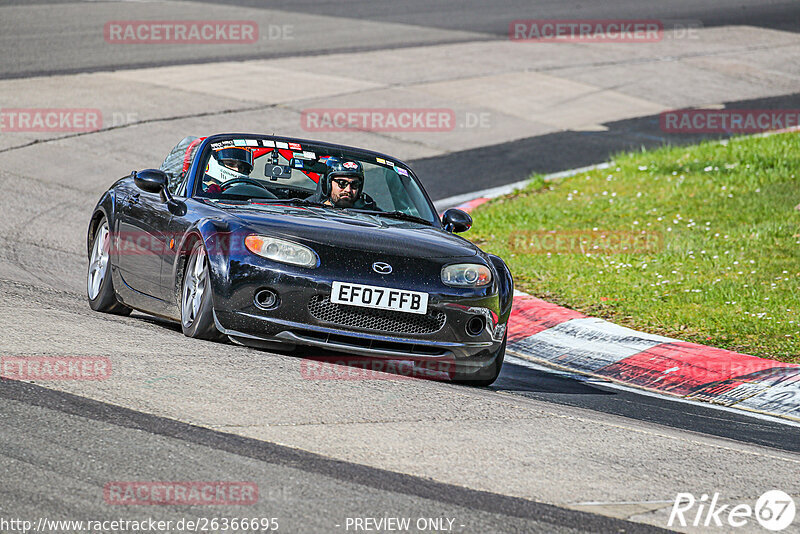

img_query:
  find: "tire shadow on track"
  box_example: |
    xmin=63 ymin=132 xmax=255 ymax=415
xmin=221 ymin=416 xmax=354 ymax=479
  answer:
xmin=124 ymin=311 xmax=619 ymax=391
xmin=129 ymin=313 xmax=183 ymax=333
xmin=123 ymin=313 xmax=461 ymax=383
xmin=492 ymin=363 xmax=616 ymax=396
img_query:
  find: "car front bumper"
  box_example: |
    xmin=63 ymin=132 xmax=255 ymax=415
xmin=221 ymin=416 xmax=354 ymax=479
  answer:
xmin=209 ymin=254 xmax=507 ymax=367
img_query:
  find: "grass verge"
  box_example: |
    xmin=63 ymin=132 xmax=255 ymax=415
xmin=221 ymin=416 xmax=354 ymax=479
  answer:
xmin=467 ymin=132 xmax=800 ymax=362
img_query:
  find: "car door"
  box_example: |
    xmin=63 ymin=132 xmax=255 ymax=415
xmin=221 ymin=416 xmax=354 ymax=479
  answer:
xmin=157 ymin=193 xmax=195 ymax=307
xmin=116 ymin=187 xmax=173 ymax=300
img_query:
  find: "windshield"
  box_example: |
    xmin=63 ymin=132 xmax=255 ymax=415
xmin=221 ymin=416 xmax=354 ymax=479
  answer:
xmin=193 ymin=137 xmax=437 ymax=224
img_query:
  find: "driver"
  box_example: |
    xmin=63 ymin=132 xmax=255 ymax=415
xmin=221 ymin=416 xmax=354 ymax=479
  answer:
xmin=204 ymin=147 xmax=254 ymax=194
xmin=315 ymin=157 xmax=377 ymax=209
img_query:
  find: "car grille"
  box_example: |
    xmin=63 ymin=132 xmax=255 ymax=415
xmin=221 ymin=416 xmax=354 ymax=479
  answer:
xmin=308 ymin=295 xmax=446 ymax=335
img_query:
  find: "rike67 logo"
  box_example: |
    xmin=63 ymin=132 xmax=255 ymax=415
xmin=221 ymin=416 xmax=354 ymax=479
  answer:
xmin=669 ymin=490 xmax=796 ymax=531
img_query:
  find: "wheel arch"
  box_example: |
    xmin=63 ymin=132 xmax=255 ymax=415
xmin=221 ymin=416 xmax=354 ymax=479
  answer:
xmin=87 ymin=190 xmax=119 ymax=258
xmin=487 ymin=254 xmax=514 ymax=321
xmin=87 ymin=210 xmax=107 ymax=258
xmin=171 ymin=218 xmax=232 ymax=309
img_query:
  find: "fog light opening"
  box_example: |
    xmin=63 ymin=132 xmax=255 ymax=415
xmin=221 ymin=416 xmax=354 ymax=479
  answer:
xmin=466 ymin=315 xmax=486 ymax=337
xmin=254 ymin=288 xmax=279 ymax=310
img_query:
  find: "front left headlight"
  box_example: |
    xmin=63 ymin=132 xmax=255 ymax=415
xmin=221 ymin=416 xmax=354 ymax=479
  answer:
xmin=244 ymin=235 xmax=318 ymax=268
xmin=441 ymin=263 xmax=492 ymax=287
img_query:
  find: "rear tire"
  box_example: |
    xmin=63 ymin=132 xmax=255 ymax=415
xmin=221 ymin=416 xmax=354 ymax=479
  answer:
xmin=452 ymin=334 xmax=506 ymax=387
xmin=181 ymin=241 xmax=224 ymax=340
xmin=87 ymin=219 xmax=132 ymax=316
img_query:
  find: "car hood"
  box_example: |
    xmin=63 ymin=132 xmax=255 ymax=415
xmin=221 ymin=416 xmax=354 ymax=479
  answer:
xmin=218 ymin=203 xmax=478 ymax=259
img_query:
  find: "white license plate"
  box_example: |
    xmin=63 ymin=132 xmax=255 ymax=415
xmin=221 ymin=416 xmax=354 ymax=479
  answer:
xmin=330 ymin=282 xmax=428 ymax=315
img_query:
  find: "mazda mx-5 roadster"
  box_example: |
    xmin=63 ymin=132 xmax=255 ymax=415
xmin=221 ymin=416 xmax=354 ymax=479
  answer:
xmin=86 ymin=133 xmax=513 ymax=385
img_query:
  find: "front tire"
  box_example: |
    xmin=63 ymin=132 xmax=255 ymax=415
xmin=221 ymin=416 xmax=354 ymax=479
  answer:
xmin=451 ymin=334 xmax=506 ymax=387
xmin=181 ymin=241 xmax=224 ymax=340
xmin=87 ymin=219 xmax=132 ymax=316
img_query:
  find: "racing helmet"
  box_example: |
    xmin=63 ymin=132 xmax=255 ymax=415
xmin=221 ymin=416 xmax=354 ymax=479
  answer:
xmin=205 ymin=147 xmax=253 ymax=184
xmin=321 ymin=157 xmax=364 ymax=196
xmin=216 ymin=147 xmax=253 ymax=174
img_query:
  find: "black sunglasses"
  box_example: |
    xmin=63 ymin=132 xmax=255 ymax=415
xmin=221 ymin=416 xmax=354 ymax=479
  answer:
xmin=331 ymin=178 xmax=362 ymax=190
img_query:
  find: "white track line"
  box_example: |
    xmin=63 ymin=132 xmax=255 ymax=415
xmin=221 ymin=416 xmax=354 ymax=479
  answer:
xmin=435 ymin=127 xmax=800 ymax=211
xmin=434 ymin=163 xmax=612 ymax=210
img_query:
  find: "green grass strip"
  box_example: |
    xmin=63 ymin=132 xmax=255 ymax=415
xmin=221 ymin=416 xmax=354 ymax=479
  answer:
xmin=468 ymin=132 xmax=800 ymax=362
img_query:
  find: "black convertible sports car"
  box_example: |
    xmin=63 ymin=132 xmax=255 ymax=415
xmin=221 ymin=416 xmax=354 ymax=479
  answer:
xmin=87 ymin=134 xmax=513 ymax=385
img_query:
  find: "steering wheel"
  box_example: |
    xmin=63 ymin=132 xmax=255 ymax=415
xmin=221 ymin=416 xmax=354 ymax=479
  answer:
xmin=360 ymin=192 xmax=380 ymax=211
xmin=220 ymin=178 xmax=271 ymax=192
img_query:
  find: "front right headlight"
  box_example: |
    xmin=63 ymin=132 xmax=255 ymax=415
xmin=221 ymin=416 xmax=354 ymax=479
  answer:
xmin=441 ymin=263 xmax=492 ymax=287
xmin=244 ymin=235 xmax=318 ymax=268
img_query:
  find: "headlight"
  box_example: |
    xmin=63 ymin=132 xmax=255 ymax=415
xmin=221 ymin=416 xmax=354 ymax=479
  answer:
xmin=244 ymin=235 xmax=318 ymax=268
xmin=441 ymin=264 xmax=492 ymax=287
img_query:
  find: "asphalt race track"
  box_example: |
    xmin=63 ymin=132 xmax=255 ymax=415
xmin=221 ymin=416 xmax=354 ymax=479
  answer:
xmin=1 ymin=1 xmax=799 ymax=533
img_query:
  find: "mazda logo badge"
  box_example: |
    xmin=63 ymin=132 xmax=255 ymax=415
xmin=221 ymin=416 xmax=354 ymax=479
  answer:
xmin=372 ymin=262 xmax=392 ymax=274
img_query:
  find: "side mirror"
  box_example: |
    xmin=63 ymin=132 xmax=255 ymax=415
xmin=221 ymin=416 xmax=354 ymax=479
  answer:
xmin=441 ymin=208 xmax=472 ymax=233
xmin=134 ymin=169 xmax=169 ymax=194
xmin=133 ymin=169 xmax=184 ymax=214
